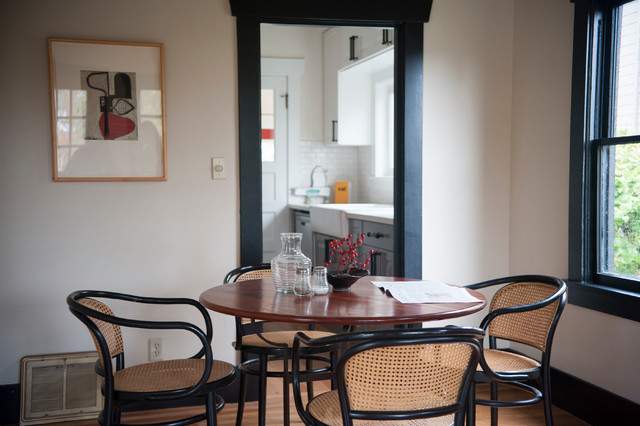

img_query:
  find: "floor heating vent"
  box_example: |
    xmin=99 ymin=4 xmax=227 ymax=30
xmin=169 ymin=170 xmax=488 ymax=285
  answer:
xmin=20 ymin=352 xmax=103 ymax=425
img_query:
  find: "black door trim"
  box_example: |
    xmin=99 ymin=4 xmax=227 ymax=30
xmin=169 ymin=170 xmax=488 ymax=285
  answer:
xmin=233 ymin=2 xmax=426 ymax=278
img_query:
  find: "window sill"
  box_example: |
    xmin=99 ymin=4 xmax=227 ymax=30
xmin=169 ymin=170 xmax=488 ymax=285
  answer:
xmin=567 ymin=280 xmax=640 ymax=323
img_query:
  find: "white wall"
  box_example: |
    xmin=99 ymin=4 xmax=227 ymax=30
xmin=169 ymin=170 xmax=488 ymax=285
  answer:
xmin=509 ymin=0 xmax=640 ymax=404
xmin=260 ymin=24 xmax=325 ymax=143
xmin=422 ymin=0 xmax=640 ymax=405
xmin=0 ymin=0 xmax=240 ymax=384
xmin=423 ymin=0 xmax=514 ymax=287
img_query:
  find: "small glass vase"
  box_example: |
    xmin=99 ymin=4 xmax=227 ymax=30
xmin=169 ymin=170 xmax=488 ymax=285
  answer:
xmin=294 ymin=267 xmax=313 ymax=296
xmin=271 ymin=233 xmax=312 ymax=293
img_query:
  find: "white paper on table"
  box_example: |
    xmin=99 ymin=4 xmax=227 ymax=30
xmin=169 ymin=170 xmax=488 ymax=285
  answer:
xmin=371 ymin=280 xmax=482 ymax=304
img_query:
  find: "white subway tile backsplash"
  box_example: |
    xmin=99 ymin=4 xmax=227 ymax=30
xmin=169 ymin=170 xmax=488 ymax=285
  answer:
xmin=294 ymin=141 xmax=361 ymax=202
xmin=292 ymin=141 xmax=392 ymax=205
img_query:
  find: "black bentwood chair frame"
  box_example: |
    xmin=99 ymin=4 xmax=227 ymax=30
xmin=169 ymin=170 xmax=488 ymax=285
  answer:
xmin=292 ymin=327 xmax=485 ymax=426
xmin=224 ymin=264 xmax=339 ymax=426
xmin=67 ymin=290 xmax=236 ymax=426
xmin=465 ymin=275 xmax=567 ymax=426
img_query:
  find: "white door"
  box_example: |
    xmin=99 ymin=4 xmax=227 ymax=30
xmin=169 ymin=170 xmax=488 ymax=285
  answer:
xmin=261 ymin=76 xmax=289 ymax=262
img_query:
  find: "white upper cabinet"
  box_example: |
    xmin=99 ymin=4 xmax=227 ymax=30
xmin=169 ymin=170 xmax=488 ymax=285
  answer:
xmin=357 ymin=28 xmax=394 ymax=61
xmin=323 ymin=27 xmax=394 ymax=145
xmin=323 ymin=28 xmax=343 ymax=143
xmin=339 ymin=49 xmax=394 ymax=147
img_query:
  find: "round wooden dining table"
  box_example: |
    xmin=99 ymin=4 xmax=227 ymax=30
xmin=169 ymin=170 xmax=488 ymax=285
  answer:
xmin=199 ymin=275 xmax=486 ymax=326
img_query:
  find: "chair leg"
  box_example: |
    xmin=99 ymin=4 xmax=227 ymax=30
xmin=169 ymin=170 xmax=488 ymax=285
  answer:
xmin=490 ymin=382 xmax=499 ymax=426
xmin=305 ymin=358 xmax=314 ymax=400
xmin=282 ymin=355 xmax=290 ymax=426
xmin=466 ymin=381 xmax=476 ymax=426
xmin=330 ymin=349 xmax=338 ymax=390
xmin=235 ymin=370 xmax=247 ymax=426
xmin=101 ymin=398 xmax=114 ymax=426
xmin=113 ymin=407 xmax=121 ymax=425
xmin=542 ymin=372 xmax=555 ymax=426
xmin=258 ymin=354 xmax=268 ymax=426
xmin=206 ymin=392 xmax=217 ymax=426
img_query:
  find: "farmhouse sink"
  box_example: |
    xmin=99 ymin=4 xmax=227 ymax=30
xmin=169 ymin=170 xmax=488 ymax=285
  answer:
xmin=309 ymin=204 xmax=393 ymax=237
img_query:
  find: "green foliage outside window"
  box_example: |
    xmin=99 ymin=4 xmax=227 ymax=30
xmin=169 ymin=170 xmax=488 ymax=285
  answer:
xmin=614 ymin=143 xmax=640 ymax=278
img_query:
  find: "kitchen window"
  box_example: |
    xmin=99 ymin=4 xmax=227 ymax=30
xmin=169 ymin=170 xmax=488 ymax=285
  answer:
xmin=569 ymin=0 xmax=640 ymax=320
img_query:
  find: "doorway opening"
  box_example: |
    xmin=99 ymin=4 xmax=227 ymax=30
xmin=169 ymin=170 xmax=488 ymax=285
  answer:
xmin=232 ymin=0 xmax=429 ymax=278
xmin=260 ymin=24 xmax=396 ymax=263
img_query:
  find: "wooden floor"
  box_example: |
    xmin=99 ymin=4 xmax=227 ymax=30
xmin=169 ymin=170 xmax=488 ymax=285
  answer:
xmin=43 ymin=380 xmax=590 ymax=425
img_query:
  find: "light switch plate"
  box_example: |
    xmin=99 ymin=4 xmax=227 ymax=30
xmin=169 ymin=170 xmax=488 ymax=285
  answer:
xmin=212 ymin=157 xmax=226 ymax=179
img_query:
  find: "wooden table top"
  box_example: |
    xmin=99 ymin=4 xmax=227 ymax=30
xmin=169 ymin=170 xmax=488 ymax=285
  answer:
xmin=199 ymin=276 xmax=486 ymax=326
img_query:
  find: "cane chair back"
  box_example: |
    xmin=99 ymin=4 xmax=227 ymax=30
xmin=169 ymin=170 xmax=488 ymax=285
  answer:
xmin=487 ymin=281 xmax=561 ymax=352
xmin=225 ymin=264 xmax=272 ymax=326
xmin=234 ymin=268 xmax=272 ymax=281
xmin=293 ymin=327 xmax=484 ymax=426
xmin=78 ymin=298 xmax=124 ymax=367
xmin=344 ymin=343 xmax=475 ymax=411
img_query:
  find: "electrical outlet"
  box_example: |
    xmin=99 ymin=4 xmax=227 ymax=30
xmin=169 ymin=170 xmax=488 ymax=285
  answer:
xmin=149 ymin=338 xmax=162 ymax=361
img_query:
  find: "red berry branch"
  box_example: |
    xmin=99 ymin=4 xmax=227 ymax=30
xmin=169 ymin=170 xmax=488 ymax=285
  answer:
xmin=324 ymin=233 xmax=372 ymax=275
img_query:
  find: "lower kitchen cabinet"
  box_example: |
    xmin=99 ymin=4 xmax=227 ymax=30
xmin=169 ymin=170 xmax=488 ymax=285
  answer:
xmin=312 ymin=232 xmax=335 ymax=267
xmin=294 ymin=210 xmax=312 ymax=258
xmin=363 ymin=244 xmax=394 ymax=277
xmin=350 ymin=219 xmax=394 ymax=277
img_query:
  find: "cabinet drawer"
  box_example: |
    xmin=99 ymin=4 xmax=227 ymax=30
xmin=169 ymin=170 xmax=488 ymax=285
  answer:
xmin=362 ymin=221 xmax=393 ymax=251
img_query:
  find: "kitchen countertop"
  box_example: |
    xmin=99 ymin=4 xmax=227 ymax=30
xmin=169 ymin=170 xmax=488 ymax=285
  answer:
xmin=289 ymin=203 xmax=394 ymax=234
xmin=347 ymin=209 xmax=393 ymax=225
xmin=288 ymin=202 xmax=311 ymax=212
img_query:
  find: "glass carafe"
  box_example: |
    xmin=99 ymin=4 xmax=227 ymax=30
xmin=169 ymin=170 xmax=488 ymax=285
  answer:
xmin=271 ymin=233 xmax=312 ymax=293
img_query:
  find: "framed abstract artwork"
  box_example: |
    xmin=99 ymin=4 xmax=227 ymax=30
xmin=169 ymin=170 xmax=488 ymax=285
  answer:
xmin=48 ymin=38 xmax=167 ymax=181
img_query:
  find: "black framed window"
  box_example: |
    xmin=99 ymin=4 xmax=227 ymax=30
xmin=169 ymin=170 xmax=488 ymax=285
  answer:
xmin=596 ymin=1 xmax=640 ymax=288
xmin=569 ymin=0 xmax=640 ymax=320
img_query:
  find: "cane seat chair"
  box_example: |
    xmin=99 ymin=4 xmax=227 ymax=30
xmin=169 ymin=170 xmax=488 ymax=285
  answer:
xmin=465 ymin=275 xmax=567 ymax=426
xmin=224 ymin=264 xmax=338 ymax=426
xmin=291 ymin=327 xmax=484 ymax=426
xmin=67 ymin=290 xmax=236 ymax=426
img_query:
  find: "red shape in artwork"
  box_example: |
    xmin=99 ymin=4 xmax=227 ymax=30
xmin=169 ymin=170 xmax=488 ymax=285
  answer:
xmin=99 ymin=112 xmax=135 ymax=140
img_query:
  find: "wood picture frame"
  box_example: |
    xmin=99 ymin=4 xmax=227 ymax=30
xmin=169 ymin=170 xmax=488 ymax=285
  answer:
xmin=48 ymin=38 xmax=167 ymax=181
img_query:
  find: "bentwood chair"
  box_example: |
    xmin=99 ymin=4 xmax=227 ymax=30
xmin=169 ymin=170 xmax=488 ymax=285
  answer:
xmin=291 ymin=327 xmax=484 ymax=426
xmin=465 ymin=275 xmax=567 ymax=426
xmin=67 ymin=290 xmax=236 ymax=426
xmin=224 ymin=264 xmax=338 ymax=426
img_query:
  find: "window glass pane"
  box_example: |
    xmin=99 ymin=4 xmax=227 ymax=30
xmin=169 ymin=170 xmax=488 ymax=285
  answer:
xmin=261 ymin=89 xmax=275 ymax=162
xmin=613 ymin=0 xmax=640 ymax=137
xmin=600 ymin=143 xmax=640 ymax=279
